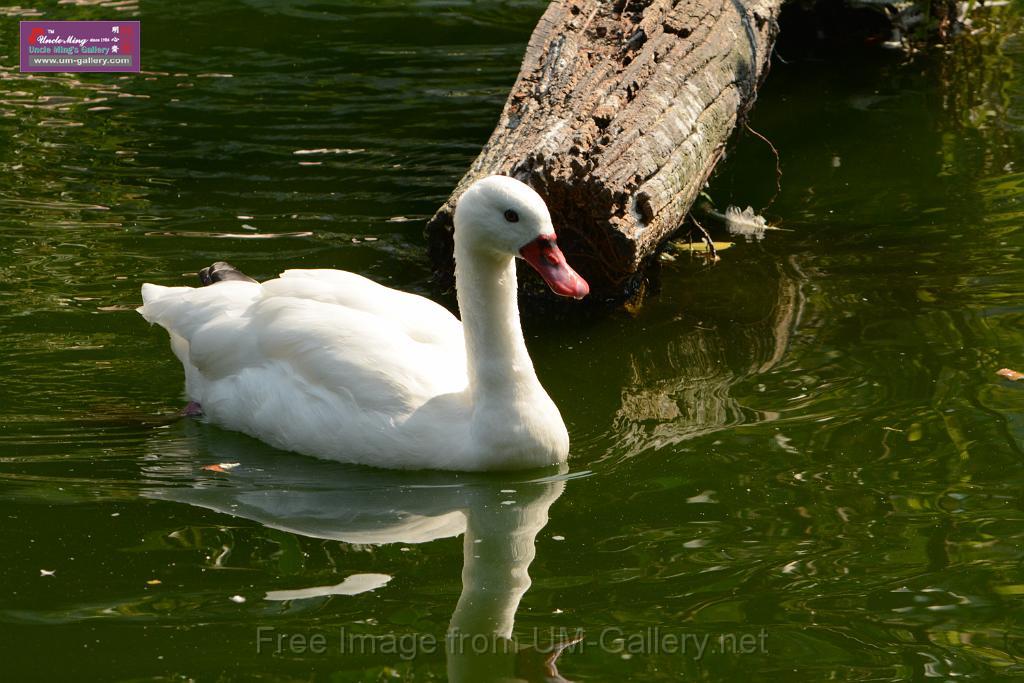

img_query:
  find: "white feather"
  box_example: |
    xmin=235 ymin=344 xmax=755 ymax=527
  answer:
xmin=721 ymin=205 xmax=790 ymax=240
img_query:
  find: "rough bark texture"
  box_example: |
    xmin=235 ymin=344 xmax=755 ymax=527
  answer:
xmin=426 ymin=0 xmax=784 ymax=300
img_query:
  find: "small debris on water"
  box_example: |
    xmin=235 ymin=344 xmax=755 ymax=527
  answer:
xmin=293 ymin=148 xmax=364 ymax=155
xmin=201 ymin=462 xmax=240 ymax=473
xmin=722 ymin=206 xmax=785 ymax=240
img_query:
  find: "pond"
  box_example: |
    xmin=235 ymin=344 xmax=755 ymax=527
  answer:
xmin=2 ymin=1 xmax=1023 ymax=680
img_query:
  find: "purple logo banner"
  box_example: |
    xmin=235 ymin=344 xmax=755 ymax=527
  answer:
xmin=20 ymin=21 xmax=140 ymax=73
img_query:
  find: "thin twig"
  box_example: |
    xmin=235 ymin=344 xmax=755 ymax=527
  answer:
xmin=690 ymin=216 xmax=717 ymax=262
xmin=745 ymin=122 xmax=782 ymax=211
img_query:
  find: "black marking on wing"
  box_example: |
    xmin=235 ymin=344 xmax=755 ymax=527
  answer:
xmin=198 ymin=261 xmax=258 ymax=286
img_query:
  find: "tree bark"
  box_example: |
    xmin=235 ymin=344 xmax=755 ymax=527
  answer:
xmin=426 ymin=0 xmax=784 ymax=300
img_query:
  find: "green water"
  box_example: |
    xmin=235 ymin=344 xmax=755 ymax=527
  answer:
xmin=2 ymin=1 xmax=1024 ymax=681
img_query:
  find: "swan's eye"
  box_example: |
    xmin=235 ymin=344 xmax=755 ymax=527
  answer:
xmin=504 ymin=209 xmax=519 ymax=223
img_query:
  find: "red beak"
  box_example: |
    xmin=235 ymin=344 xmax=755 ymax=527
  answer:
xmin=518 ymin=234 xmax=590 ymax=300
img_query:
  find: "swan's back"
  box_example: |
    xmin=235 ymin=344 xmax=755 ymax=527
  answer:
xmin=139 ymin=267 xmax=473 ymax=469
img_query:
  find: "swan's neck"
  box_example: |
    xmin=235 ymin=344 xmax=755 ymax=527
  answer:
xmin=455 ymin=243 xmax=538 ymax=401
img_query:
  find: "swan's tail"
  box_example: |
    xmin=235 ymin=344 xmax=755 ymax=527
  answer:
xmin=139 ymin=262 xmax=258 ymax=330
xmin=137 ymin=279 xmax=260 ymax=339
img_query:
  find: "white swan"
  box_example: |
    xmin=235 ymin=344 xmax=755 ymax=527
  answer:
xmin=138 ymin=175 xmax=590 ymax=471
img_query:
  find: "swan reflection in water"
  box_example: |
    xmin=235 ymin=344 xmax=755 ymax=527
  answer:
xmin=143 ymin=424 xmax=582 ymax=682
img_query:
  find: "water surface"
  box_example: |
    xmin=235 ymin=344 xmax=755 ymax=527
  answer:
xmin=1 ymin=2 xmax=1023 ymax=681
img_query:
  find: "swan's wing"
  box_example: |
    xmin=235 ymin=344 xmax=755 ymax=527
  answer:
xmin=249 ymin=294 xmax=467 ymax=414
xmin=271 ymin=269 xmax=463 ymax=347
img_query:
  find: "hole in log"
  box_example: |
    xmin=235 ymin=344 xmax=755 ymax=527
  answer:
xmin=664 ymin=24 xmax=691 ymax=38
xmin=631 ymin=192 xmax=654 ymax=228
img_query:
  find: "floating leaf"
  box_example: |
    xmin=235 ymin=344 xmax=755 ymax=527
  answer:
xmin=997 ymin=368 xmax=1024 ymax=381
xmin=907 ymin=423 xmax=923 ymax=442
xmin=667 ymin=240 xmax=734 ymax=254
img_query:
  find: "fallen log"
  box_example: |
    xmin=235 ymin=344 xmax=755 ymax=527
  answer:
xmin=426 ymin=0 xmax=785 ymax=301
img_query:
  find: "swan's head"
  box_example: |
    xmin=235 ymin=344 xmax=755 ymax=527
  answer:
xmin=454 ymin=175 xmax=590 ymax=299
